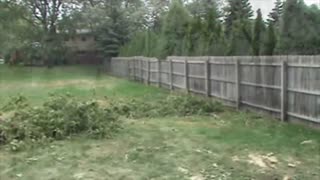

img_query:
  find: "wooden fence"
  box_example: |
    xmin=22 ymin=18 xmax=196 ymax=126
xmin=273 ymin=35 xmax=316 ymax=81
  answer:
xmin=109 ymin=56 xmax=320 ymax=126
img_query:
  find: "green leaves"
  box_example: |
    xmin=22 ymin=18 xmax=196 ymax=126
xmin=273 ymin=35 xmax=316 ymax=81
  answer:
xmin=110 ymin=95 xmax=223 ymax=119
xmin=279 ymin=0 xmax=320 ymax=54
xmin=0 ymin=94 xmax=121 ymax=151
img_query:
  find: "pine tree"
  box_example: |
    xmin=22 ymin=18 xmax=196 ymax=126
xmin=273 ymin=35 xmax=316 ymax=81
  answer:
xmin=203 ymin=6 xmax=223 ymax=55
xmin=279 ymin=0 xmax=320 ymax=54
xmin=162 ymin=0 xmax=191 ymax=56
xmin=264 ymin=23 xmax=277 ymax=55
xmin=224 ymin=0 xmax=254 ymax=55
xmin=278 ymin=0 xmax=304 ymax=54
xmin=184 ymin=16 xmax=203 ymax=55
xmin=264 ymin=0 xmax=283 ymax=55
xmin=252 ymin=9 xmax=265 ymax=56
xmin=97 ymin=8 xmax=130 ymax=57
xmin=224 ymin=0 xmax=254 ymax=36
xmin=267 ymin=0 xmax=283 ymax=28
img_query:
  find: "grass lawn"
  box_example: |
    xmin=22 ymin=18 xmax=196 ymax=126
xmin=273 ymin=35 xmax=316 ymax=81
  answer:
xmin=0 ymin=65 xmax=319 ymax=180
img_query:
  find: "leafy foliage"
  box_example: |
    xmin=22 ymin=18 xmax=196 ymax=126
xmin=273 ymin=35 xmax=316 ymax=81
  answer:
xmin=252 ymin=9 xmax=265 ymax=56
xmin=0 ymin=94 xmax=121 ymax=151
xmin=267 ymin=0 xmax=283 ymax=28
xmin=3 ymin=0 xmax=320 ymax=61
xmin=0 ymin=95 xmax=28 ymax=112
xmin=162 ymin=0 xmax=191 ymax=56
xmin=0 ymin=92 xmax=223 ymax=151
xmin=120 ymin=0 xmax=320 ymax=57
xmin=264 ymin=23 xmax=277 ymax=55
xmin=279 ymin=0 xmax=320 ymax=54
xmin=111 ymin=95 xmax=223 ymax=119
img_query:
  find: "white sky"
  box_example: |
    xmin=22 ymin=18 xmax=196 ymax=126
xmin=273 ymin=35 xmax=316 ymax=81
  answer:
xmin=250 ymin=0 xmax=320 ymax=18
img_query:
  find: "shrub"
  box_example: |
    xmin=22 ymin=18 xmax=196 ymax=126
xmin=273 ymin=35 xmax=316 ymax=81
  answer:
xmin=0 ymin=94 xmax=121 ymax=151
xmin=1 ymin=95 xmax=29 ymax=112
xmin=111 ymin=95 xmax=223 ymax=119
xmin=0 ymin=93 xmax=222 ymax=151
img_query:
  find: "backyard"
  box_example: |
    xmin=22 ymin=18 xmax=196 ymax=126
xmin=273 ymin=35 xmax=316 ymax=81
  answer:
xmin=0 ymin=65 xmax=319 ymax=180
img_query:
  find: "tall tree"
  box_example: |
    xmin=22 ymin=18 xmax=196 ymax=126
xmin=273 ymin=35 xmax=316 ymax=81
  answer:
xmin=144 ymin=0 xmax=170 ymax=31
xmin=224 ymin=0 xmax=253 ymax=36
xmin=267 ymin=0 xmax=283 ymax=28
xmin=264 ymin=0 xmax=283 ymax=55
xmin=20 ymin=0 xmax=63 ymax=35
xmin=278 ymin=0 xmax=320 ymax=54
xmin=264 ymin=23 xmax=277 ymax=55
xmin=203 ymin=5 xmax=224 ymax=55
xmin=252 ymin=9 xmax=265 ymax=56
xmin=0 ymin=1 xmax=38 ymax=60
xmin=162 ymin=0 xmax=191 ymax=56
xmin=184 ymin=16 xmax=203 ymax=55
xmin=97 ymin=5 xmax=130 ymax=57
xmin=224 ymin=0 xmax=254 ymax=55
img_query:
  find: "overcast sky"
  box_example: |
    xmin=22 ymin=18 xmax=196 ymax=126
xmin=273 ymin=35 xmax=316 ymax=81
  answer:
xmin=250 ymin=0 xmax=320 ymax=18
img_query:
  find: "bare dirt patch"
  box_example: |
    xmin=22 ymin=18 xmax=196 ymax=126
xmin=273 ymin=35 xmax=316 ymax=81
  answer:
xmin=247 ymin=153 xmax=278 ymax=169
xmin=232 ymin=152 xmax=304 ymax=174
xmin=232 ymin=153 xmax=280 ymax=171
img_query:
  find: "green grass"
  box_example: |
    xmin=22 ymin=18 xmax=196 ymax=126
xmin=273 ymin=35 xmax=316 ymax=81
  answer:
xmin=0 ymin=65 xmax=167 ymax=105
xmin=0 ymin=65 xmax=319 ymax=180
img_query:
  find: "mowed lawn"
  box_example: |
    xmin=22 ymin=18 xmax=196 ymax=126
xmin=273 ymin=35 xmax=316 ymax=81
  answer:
xmin=0 ymin=65 xmax=319 ymax=180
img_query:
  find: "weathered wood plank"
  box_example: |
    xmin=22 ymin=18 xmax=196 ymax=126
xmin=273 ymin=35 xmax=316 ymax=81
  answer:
xmin=110 ymin=56 xmax=320 ymax=125
xmin=281 ymin=61 xmax=288 ymax=121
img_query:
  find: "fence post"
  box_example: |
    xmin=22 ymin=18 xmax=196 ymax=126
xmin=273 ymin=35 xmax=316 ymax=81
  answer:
xmin=147 ymin=60 xmax=150 ymax=85
xmin=235 ymin=57 xmax=241 ymax=110
xmin=169 ymin=58 xmax=173 ymax=90
xmin=158 ymin=59 xmax=161 ymax=87
xmin=127 ymin=59 xmax=130 ymax=79
xmin=205 ymin=58 xmax=210 ymax=97
xmin=281 ymin=60 xmax=288 ymax=122
xmin=139 ymin=58 xmax=143 ymax=83
xmin=132 ymin=57 xmax=135 ymax=81
xmin=184 ymin=59 xmax=189 ymax=93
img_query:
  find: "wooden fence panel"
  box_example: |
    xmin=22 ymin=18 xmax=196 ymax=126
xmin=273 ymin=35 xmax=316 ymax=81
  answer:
xmin=188 ymin=62 xmax=206 ymax=94
xmin=141 ymin=59 xmax=147 ymax=83
xmin=110 ymin=58 xmax=128 ymax=78
xmin=149 ymin=61 xmax=158 ymax=84
xmin=240 ymin=56 xmax=282 ymax=114
xmin=172 ymin=61 xmax=185 ymax=89
xmin=134 ymin=58 xmax=142 ymax=81
xmin=209 ymin=57 xmax=237 ymax=102
xmin=287 ymin=56 xmax=320 ymax=123
xmin=160 ymin=61 xmax=170 ymax=89
xmin=110 ymin=56 xmax=320 ymax=126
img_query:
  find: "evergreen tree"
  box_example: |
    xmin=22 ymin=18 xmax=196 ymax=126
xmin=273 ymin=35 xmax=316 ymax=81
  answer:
xmin=97 ymin=8 xmax=130 ymax=57
xmin=278 ymin=0 xmax=320 ymax=54
xmin=267 ymin=0 xmax=283 ymax=28
xmin=224 ymin=0 xmax=254 ymax=55
xmin=184 ymin=16 xmax=203 ymax=56
xmin=265 ymin=0 xmax=283 ymax=55
xmin=224 ymin=0 xmax=253 ymax=36
xmin=252 ymin=9 xmax=265 ymax=56
xmin=264 ymin=23 xmax=277 ymax=55
xmin=162 ymin=0 xmax=191 ymax=56
xmin=203 ymin=5 xmax=225 ymax=55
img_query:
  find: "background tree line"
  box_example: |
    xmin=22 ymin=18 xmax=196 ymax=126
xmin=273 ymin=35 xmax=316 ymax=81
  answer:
xmin=119 ymin=0 xmax=320 ymax=58
xmin=1 ymin=0 xmax=320 ymax=65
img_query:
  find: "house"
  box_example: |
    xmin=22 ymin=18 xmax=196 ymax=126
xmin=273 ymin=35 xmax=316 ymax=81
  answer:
xmin=64 ymin=29 xmax=103 ymax=64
